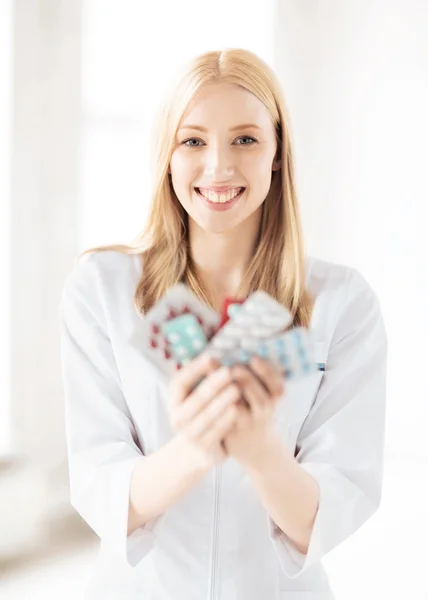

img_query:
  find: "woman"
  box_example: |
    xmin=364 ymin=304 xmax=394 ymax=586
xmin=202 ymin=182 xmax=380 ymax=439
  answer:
xmin=59 ymin=48 xmax=387 ymax=599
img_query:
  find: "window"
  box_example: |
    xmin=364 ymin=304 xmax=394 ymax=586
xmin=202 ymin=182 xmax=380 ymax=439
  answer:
xmin=79 ymin=0 xmax=275 ymax=250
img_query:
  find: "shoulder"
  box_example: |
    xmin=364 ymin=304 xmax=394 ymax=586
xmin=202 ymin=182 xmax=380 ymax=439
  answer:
xmin=305 ymin=255 xmax=384 ymax=341
xmin=60 ymin=249 xmax=143 ymax=311
xmin=306 ymin=254 xmax=379 ymax=301
xmin=306 ymin=255 xmax=352 ymax=295
xmin=66 ymin=249 xmax=141 ymax=285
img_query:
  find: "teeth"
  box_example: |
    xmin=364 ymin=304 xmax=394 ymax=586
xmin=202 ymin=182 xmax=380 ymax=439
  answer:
xmin=198 ymin=187 xmax=243 ymax=203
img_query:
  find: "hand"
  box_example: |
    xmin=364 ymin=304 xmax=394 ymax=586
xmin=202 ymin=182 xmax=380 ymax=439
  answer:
xmin=222 ymin=356 xmax=285 ymax=472
xmin=168 ymin=353 xmax=241 ymax=470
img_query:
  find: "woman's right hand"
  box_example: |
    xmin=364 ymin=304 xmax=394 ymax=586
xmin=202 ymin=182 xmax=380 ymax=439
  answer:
xmin=168 ymin=353 xmax=241 ymax=470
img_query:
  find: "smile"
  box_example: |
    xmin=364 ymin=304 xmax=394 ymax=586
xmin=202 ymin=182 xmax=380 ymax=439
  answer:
xmin=195 ymin=187 xmax=245 ymax=203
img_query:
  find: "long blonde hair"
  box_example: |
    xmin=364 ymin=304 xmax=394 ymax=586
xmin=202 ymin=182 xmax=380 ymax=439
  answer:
xmin=80 ymin=48 xmax=314 ymax=328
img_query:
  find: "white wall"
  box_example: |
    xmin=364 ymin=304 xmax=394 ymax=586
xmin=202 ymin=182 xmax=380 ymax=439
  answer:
xmin=273 ymin=2 xmax=428 ymax=598
xmin=273 ymin=0 xmax=428 ymax=463
xmin=0 ymin=0 xmax=12 ymax=455
xmin=9 ymin=0 xmax=81 ymax=493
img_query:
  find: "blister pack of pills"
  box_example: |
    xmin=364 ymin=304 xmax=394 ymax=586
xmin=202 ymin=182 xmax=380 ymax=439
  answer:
xmin=141 ymin=283 xmax=318 ymax=382
xmin=139 ymin=283 xmax=220 ymax=378
xmin=205 ymin=292 xmax=316 ymax=379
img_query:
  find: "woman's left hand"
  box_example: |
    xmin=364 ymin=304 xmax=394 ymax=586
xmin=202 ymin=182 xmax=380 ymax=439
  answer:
xmin=221 ymin=356 xmax=285 ymax=472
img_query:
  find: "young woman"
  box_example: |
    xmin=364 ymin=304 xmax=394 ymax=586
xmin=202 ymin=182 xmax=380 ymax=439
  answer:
xmin=59 ymin=48 xmax=387 ymax=599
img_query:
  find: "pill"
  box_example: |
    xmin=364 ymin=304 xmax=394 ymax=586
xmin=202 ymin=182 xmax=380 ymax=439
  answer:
xmin=260 ymin=313 xmax=292 ymax=329
xmin=167 ymin=332 xmax=181 ymax=343
xmin=212 ymin=336 xmax=239 ymax=350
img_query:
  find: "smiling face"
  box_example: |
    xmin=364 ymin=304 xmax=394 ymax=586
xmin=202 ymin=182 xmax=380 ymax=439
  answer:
xmin=169 ymin=82 xmax=281 ymax=235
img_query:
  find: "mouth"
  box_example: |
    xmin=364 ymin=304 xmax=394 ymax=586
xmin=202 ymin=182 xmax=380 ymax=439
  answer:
xmin=195 ymin=186 xmax=246 ymax=204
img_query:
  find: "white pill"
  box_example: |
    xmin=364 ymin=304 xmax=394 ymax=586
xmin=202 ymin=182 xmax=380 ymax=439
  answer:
xmin=240 ymin=338 xmax=260 ymax=351
xmin=250 ymin=325 xmax=274 ymax=337
xmin=244 ymin=292 xmax=272 ymax=311
xmin=168 ymin=332 xmax=181 ymax=343
xmin=243 ymin=300 xmax=263 ymax=314
xmin=213 ymin=337 xmax=239 ymax=350
xmin=260 ymin=313 xmax=292 ymax=329
xmin=249 ymin=293 xmax=290 ymax=320
xmin=186 ymin=324 xmax=198 ymax=336
xmin=176 ymin=345 xmax=189 ymax=357
xmin=222 ymin=323 xmax=246 ymax=337
xmin=232 ymin=312 xmax=256 ymax=326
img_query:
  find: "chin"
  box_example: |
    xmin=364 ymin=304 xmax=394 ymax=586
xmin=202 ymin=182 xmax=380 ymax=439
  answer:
xmin=197 ymin=216 xmax=243 ymax=235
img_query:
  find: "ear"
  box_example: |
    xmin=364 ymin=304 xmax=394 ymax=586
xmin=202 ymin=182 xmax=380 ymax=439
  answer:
xmin=272 ymin=157 xmax=281 ymax=172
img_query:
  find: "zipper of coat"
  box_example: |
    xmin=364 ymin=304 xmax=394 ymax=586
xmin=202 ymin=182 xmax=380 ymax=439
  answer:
xmin=209 ymin=464 xmax=222 ymax=600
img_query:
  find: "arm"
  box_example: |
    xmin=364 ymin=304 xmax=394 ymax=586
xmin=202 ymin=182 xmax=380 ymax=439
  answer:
xmin=59 ymin=255 xmax=208 ymax=567
xmin=265 ymin=267 xmax=388 ymax=577
xmin=245 ymin=433 xmax=319 ymax=555
xmin=128 ymin=434 xmax=209 ymax=535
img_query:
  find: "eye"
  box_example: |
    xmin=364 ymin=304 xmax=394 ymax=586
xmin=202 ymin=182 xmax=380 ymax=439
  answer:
xmin=182 ymin=138 xmax=204 ymax=147
xmin=181 ymin=136 xmax=256 ymax=147
xmin=234 ymin=136 xmax=257 ymax=145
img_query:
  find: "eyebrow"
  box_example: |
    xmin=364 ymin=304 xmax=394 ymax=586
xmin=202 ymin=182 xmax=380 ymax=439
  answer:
xmin=179 ymin=123 xmax=262 ymax=132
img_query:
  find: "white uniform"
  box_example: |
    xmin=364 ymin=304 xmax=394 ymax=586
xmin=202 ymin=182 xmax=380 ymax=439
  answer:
xmin=59 ymin=250 xmax=387 ymax=599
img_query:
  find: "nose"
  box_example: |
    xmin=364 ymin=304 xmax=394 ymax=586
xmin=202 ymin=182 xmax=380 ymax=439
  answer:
xmin=203 ymin=144 xmax=234 ymax=178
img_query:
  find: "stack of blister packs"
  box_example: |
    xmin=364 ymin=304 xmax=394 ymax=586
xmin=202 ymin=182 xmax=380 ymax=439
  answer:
xmin=141 ymin=283 xmax=318 ymax=383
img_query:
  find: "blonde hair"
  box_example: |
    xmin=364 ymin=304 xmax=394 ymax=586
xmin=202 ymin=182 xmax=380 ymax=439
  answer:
xmin=80 ymin=48 xmax=314 ymax=328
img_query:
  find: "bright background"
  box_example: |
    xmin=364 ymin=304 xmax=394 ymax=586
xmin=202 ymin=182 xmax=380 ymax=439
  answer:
xmin=1 ymin=1 xmax=427 ymax=598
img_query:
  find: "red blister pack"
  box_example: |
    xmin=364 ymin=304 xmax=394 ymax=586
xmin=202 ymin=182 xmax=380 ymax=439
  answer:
xmin=135 ymin=283 xmax=221 ymax=382
xmin=219 ymin=297 xmax=246 ymax=329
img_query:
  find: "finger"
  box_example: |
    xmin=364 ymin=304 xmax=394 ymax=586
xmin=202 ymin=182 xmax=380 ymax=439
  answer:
xmin=231 ymin=365 xmax=268 ymax=415
xmin=206 ymin=357 xmax=221 ymax=376
xmin=201 ymin=402 xmax=239 ymax=450
xmin=174 ymin=367 xmax=233 ymax=429
xmin=187 ymin=383 xmax=241 ymax=440
xmin=172 ymin=352 xmax=216 ymax=403
xmin=249 ymin=356 xmax=285 ymax=399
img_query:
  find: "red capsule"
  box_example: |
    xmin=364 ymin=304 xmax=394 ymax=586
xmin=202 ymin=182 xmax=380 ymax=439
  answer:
xmin=150 ymin=338 xmax=157 ymax=349
xmin=151 ymin=323 xmax=160 ymax=335
xmin=164 ymin=348 xmax=171 ymax=360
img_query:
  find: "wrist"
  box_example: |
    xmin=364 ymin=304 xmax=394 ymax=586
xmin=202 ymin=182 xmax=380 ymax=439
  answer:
xmin=245 ymin=431 xmax=285 ymax=476
xmin=171 ymin=433 xmax=214 ymax=476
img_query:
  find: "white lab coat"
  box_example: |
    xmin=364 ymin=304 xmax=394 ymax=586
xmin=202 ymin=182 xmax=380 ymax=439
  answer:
xmin=59 ymin=250 xmax=387 ymax=599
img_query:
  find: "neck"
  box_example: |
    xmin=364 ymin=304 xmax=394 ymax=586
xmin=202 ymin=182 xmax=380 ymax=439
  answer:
xmin=188 ymin=210 xmax=262 ymax=306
